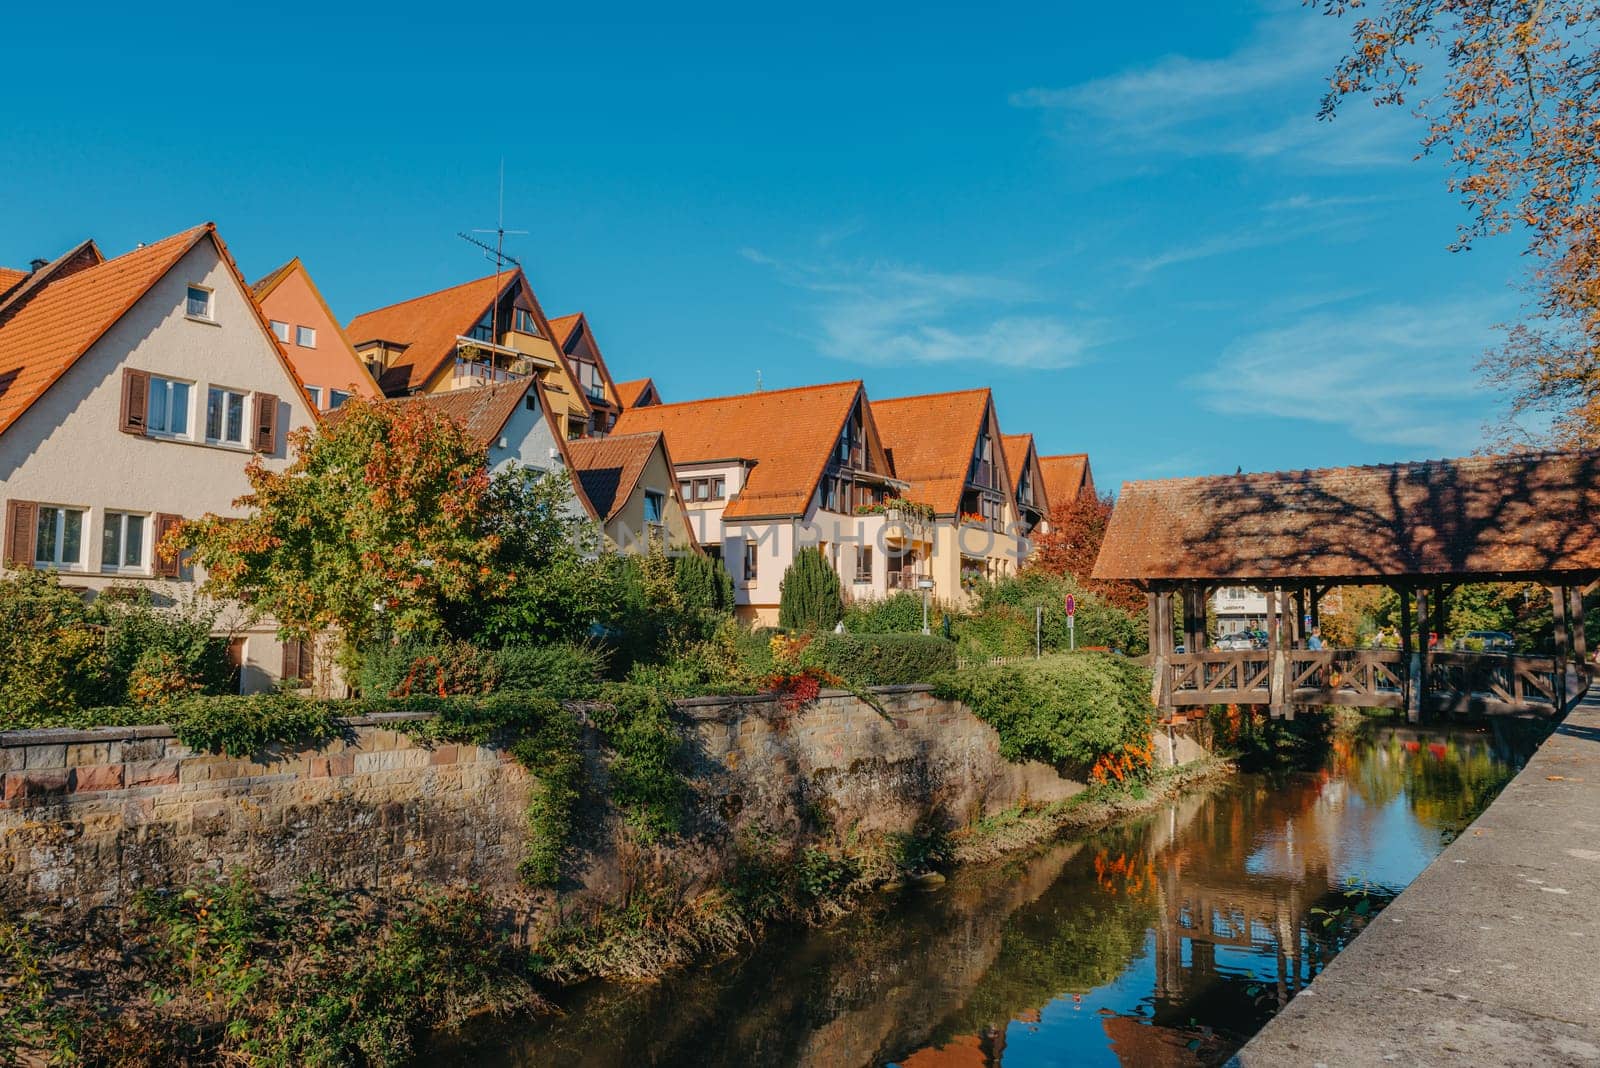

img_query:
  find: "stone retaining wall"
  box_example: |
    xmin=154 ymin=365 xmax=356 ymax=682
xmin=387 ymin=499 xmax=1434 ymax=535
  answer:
xmin=0 ymin=688 xmax=1211 ymax=919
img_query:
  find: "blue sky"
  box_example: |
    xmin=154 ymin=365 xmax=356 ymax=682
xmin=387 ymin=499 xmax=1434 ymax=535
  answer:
xmin=1 ymin=1 xmax=1533 ymax=490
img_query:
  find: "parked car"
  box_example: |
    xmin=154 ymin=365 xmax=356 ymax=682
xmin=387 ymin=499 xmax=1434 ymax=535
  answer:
xmin=1215 ymin=633 xmax=1254 ymax=651
xmin=1455 ymin=630 xmax=1516 ymax=653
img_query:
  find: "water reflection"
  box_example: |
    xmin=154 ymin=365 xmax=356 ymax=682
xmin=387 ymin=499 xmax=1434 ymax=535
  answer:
xmin=439 ymin=720 xmax=1543 ymax=1068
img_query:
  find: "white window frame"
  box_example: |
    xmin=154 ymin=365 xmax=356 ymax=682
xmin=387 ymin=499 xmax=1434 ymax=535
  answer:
xmin=100 ymin=510 xmax=149 ymax=574
xmin=270 ymin=319 xmax=291 ymax=343
xmin=295 ymin=325 xmax=317 ymax=348
xmin=328 ymin=389 xmax=350 ymax=410
xmin=34 ymin=504 xmax=87 ymax=570
xmin=643 ymin=489 xmax=665 ymax=525
xmin=205 ymin=385 xmax=250 ymax=446
xmin=146 ymin=375 xmax=193 ymax=437
xmin=186 ymin=285 xmax=214 ymax=321
xmin=305 ymin=385 xmax=323 ymax=409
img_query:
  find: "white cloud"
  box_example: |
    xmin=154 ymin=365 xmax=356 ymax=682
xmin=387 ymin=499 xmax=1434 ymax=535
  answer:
xmin=1190 ymin=301 xmax=1505 ymax=453
xmin=745 ymin=252 xmax=1092 ymax=370
xmin=1012 ymin=14 xmax=1415 ymax=169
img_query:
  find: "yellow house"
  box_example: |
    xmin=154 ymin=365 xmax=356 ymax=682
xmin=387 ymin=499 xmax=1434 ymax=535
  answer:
xmin=344 ymin=269 xmax=596 ymax=440
xmin=871 ymin=389 xmax=1028 ymax=606
xmin=546 ymin=312 xmax=625 ymax=436
xmin=565 ymin=431 xmax=695 ymax=551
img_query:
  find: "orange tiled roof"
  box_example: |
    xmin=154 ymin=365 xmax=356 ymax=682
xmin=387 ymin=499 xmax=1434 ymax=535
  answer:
xmin=566 ymin=431 xmax=664 ymax=521
xmin=392 ymin=378 xmax=530 ymax=447
xmin=546 ymin=312 xmax=582 ymax=348
xmin=615 ymin=377 xmax=657 ymax=408
xmin=0 ymin=267 xmax=27 ymax=297
xmin=613 ymin=381 xmax=863 ymax=520
xmin=0 ymin=225 xmax=212 ymax=437
xmin=871 ymin=389 xmax=995 ymax=516
xmin=345 ymin=272 xmax=517 ymax=395
xmin=1040 ymin=453 xmax=1092 ymax=507
xmin=1003 ymin=432 xmax=1050 ymax=515
xmin=1092 ymin=451 xmax=1600 ymax=582
xmin=249 ymin=259 xmax=296 ymax=301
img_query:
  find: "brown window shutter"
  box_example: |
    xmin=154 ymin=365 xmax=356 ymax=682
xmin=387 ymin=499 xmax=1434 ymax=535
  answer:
xmin=120 ymin=368 xmax=149 ymax=435
xmin=153 ymin=513 xmax=184 ymax=578
xmin=4 ymin=499 xmax=38 ymax=569
xmin=252 ymin=393 xmax=278 ymax=453
xmin=281 ymin=639 xmax=303 ymax=681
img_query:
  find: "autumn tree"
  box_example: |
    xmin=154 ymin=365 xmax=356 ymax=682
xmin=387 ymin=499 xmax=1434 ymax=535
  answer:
xmin=173 ymin=397 xmax=514 ymax=661
xmin=1027 ymin=492 xmax=1143 ymax=613
xmin=1314 ymin=1 xmax=1600 ymax=444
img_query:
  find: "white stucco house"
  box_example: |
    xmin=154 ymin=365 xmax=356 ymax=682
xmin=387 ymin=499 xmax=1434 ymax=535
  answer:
xmin=0 ymin=223 xmax=319 ymax=693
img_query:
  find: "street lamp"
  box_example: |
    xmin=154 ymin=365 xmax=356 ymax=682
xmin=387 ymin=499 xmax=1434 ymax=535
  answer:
xmin=918 ymin=577 xmax=936 ymax=635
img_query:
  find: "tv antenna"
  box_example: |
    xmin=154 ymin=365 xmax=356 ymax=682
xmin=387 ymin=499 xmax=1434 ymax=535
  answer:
xmin=755 ymin=369 xmax=764 ymax=392
xmin=458 ymin=159 xmax=527 ymax=341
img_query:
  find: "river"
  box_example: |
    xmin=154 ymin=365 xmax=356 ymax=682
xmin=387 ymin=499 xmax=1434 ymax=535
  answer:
xmin=440 ymin=718 xmax=1547 ymax=1067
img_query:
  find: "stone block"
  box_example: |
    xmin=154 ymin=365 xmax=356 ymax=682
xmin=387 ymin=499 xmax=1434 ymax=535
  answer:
xmin=24 ymin=745 xmax=66 ymax=770
xmin=430 ymin=745 xmax=459 ymax=766
xmin=112 ymin=739 xmax=164 ymax=763
xmin=125 ymin=760 xmax=179 ymax=787
xmin=65 ymin=742 xmax=112 ymax=767
xmin=70 ymin=765 xmax=125 ymax=793
xmin=3 ymin=769 xmax=70 ymax=800
xmin=0 ymin=747 xmax=23 ymax=773
xmin=191 ymin=800 xmax=229 ymax=836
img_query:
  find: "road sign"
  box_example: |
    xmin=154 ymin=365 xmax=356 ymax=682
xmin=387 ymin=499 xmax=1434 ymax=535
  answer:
xmin=1064 ymin=593 xmax=1076 ymax=617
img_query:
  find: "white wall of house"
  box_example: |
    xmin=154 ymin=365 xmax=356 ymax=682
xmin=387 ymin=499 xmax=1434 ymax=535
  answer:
xmin=0 ymin=239 xmax=317 ymax=692
xmin=1212 ymin=586 xmax=1269 ymax=634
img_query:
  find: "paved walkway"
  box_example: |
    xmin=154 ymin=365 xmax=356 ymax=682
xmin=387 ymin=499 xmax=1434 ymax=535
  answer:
xmin=1234 ymin=694 xmax=1600 ymax=1067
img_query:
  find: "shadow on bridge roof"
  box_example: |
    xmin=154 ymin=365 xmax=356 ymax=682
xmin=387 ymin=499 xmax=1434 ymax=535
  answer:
xmin=1092 ymin=451 xmax=1600 ymax=586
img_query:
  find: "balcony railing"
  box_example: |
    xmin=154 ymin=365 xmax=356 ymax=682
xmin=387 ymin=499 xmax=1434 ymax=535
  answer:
xmin=887 ymin=570 xmax=930 ymax=591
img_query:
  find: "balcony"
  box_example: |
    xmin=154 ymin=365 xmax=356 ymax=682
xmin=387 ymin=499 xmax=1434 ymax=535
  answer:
xmin=887 ymin=570 xmax=930 ymax=592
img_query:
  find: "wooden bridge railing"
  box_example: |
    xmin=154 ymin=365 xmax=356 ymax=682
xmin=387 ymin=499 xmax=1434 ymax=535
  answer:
xmin=1160 ymin=647 xmax=1587 ymax=719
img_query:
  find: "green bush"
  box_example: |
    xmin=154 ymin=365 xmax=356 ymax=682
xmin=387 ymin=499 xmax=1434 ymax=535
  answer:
xmin=0 ymin=570 xmax=109 ymax=724
xmin=93 ymin=588 xmax=232 ymax=703
xmin=673 ymin=552 xmax=736 ymax=615
xmin=842 ymin=591 xmax=939 ymax=634
xmin=932 ymin=653 xmax=1154 ymax=770
xmin=801 ymin=632 xmax=957 ymax=686
xmin=778 ymin=547 xmax=843 ymax=632
xmin=593 ymin=682 xmax=687 ymax=841
xmin=492 ymin=643 xmax=607 ymax=699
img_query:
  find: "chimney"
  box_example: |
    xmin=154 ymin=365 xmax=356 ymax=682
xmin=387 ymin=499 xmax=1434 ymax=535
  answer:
xmin=28 ymin=258 xmax=47 ymax=273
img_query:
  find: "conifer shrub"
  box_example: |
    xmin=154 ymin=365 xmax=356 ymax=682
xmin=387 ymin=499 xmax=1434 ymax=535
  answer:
xmin=777 ymin=547 xmax=844 ymax=632
xmin=673 ymin=551 xmax=737 ymax=615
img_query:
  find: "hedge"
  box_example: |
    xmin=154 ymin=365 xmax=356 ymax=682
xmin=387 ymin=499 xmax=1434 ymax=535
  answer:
xmin=800 ymin=632 xmax=957 ymax=686
xmin=358 ymin=640 xmax=605 ymax=699
xmin=931 ymin=653 xmax=1154 ymax=770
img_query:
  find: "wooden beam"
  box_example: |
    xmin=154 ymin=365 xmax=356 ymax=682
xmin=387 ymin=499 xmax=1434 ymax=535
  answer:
xmin=1409 ymin=587 xmax=1428 ymax=724
xmin=1569 ymin=587 xmax=1588 ymax=663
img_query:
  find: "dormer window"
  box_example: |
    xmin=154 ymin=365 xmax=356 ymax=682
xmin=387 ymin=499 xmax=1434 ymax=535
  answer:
xmin=970 ymin=425 xmax=995 ymax=489
xmin=186 ymin=285 xmax=213 ymax=321
xmin=512 ymin=308 xmax=541 ymax=336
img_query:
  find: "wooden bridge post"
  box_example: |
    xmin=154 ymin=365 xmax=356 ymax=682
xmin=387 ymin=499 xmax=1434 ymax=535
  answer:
xmin=1569 ymin=587 xmax=1588 ymax=663
xmin=1149 ymin=588 xmax=1175 ymax=716
xmin=1268 ymin=587 xmax=1288 ymax=718
xmin=1552 ymin=586 xmax=1572 ymax=709
xmin=1408 ymin=588 xmax=1429 ymax=724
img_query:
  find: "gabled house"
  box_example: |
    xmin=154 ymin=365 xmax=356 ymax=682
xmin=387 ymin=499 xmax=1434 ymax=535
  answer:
xmin=1002 ymin=433 xmax=1052 ymax=537
xmin=565 ymin=431 xmax=694 ymax=550
xmin=344 ymin=268 xmax=598 ymax=441
xmin=1039 ymin=453 xmax=1096 ymax=509
xmin=251 ymin=258 xmax=383 ymax=414
xmin=615 ymin=377 xmax=662 ymax=409
xmin=0 ymin=223 xmax=318 ymax=692
xmin=546 ymin=312 xmax=624 ymax=436
xmin=613 ymin=381 xmax=910 ymax=623
xmin=871 ymin=389 xmax=1027 ymax=603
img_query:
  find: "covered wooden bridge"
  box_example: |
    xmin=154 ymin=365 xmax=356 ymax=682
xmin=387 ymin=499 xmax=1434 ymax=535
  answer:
xmin=1092 ymin=452 xmax=1600 ymax=721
